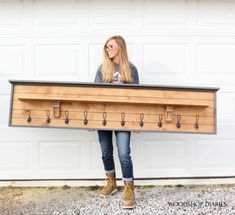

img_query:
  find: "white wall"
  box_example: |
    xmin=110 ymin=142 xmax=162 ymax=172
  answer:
xmin=0 ymin=0 xmax=235 ymax=183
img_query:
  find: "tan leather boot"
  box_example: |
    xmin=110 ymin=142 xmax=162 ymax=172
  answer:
xmin=122 ymin=181 xmax=135 ymax=209
xmin=99 ymin=173 xmax=117 ymax=198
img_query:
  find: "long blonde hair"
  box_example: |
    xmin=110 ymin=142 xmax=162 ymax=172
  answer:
xmin=101 ymin=35 xmax=133 ymax=83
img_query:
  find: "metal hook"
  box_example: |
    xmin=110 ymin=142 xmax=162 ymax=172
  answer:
xmin=46 ymin=110 xmax=51 ymax=124
xmin=139 ymin=113 xmax=144 ymax=127
xmin=194 ymin=114 xmax=200 ymax=129
xmin=158 ymin=114 xmax=163 ymax=128
xmin=103 ymin=112 xmax=107 ymax=126
xmin=65 ymin=111 xmax=69 ymax=124
xmin=176 ymin=114 xmax=181 ymax=129
xmin=121 ymin=112 xmax=125 ymax=126
xmin=26 ymin=109 xmax=32 ymax=123
xmin=84 ymin=111 xmax=88 ymax=125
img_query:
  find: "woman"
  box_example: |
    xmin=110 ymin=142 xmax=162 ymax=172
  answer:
xmin=94 ymin=35 xmax=139 ymax=209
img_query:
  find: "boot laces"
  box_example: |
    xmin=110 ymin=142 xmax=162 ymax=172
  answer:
xmin=104 ymin=175 xmax=113 ymax=188
xmin=123 ymin=183 xmax=134 ymax=200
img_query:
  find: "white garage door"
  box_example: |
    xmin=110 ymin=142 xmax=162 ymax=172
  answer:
xmin=0 ymin=0 xmax=235 ymax=182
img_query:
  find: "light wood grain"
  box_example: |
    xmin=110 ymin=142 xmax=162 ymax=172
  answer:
xmin=10 ymin=83 xmax=217 ymax=133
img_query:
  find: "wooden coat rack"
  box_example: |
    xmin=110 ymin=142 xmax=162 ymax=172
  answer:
xmin=8 ymin=80 xmax=219 ymax=134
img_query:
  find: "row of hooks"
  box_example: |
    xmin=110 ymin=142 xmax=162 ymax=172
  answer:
xmin=26 ymin=109 xmax=200 ymax=129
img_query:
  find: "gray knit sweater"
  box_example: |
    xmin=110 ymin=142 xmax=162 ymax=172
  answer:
xmin=94 ymin=63 xmax=139 ymax=84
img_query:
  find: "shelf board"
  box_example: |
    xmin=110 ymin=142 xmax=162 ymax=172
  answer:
xmin=17 ymin=96 xmax=210 ymax=107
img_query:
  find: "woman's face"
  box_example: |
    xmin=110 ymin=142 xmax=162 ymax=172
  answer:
xmin=105 ymin=39 xmax=119 ymax=61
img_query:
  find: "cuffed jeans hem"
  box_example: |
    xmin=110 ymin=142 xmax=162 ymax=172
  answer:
xmin=122 ymin=177 xmax=133 ymax=182
xmin=105 ymin=169 xmax=115 ymax=174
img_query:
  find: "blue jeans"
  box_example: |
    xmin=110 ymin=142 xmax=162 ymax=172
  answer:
xmin=97 ymin=130 xmax=134 ymax=181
